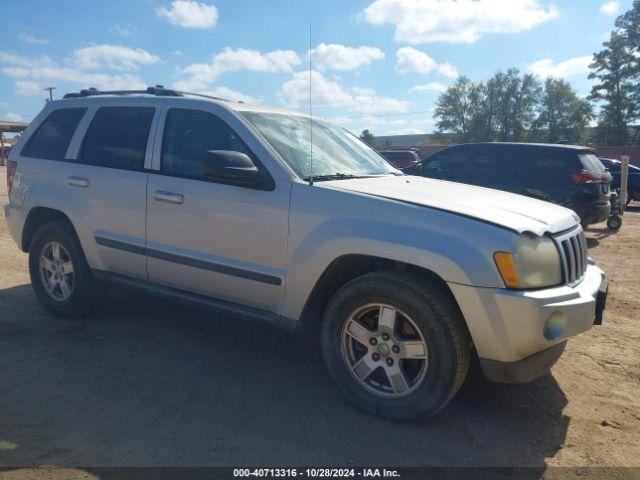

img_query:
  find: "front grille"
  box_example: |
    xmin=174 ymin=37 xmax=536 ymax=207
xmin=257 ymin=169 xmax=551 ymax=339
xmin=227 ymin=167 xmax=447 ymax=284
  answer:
xmin=553 ymin=226 xmax=588 ymax=285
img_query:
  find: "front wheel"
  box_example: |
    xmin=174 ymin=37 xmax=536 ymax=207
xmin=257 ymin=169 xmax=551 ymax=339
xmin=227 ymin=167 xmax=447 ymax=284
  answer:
xmin=321 ymin=270 xmax=471 ymax=420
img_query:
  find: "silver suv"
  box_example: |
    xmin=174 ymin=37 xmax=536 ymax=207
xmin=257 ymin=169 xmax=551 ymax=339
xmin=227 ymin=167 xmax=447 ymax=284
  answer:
xmin=4 ymin=87 xmax=608 ymax=420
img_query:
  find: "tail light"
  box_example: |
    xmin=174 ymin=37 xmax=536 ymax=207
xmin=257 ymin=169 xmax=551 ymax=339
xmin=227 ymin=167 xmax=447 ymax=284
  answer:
xmin=7 ymin=159 xmax=17 ymax=194
xmin=571 ymin=172 xmax=601 ymax=184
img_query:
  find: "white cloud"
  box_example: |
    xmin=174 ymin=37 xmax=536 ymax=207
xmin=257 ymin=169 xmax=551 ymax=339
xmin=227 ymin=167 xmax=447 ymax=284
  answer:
xmin=437 ymin=63 xmax=458 ymax=78
xmin=351 ymin=87 xmax=411 ymax=114
xmin=278 ymin=70 xmax=410 ymax=115
xmin=203 ymin=86 xmax=258 ymax=103
xmin=363 ymin=0 xmax=558 ymax=44
xmin=395 ymin=47 xmax=458 ymax=78
xmin=527 ymin=55 xmax=593 ymax=79
xmin=19 ymin=33 xmax=49 ymax=45
xmin=408 ymin=82 xmax=448 ymax=93
xmin=1 ymin=111 xmax=25 ymax=122
xmin=278 ymin=70 xmax=352 ymax=109
xmin=0 ymin=50 xmax=148 ymax=93
xmin=15 ymin=80 xmax=44 ymax=96
xmin=309 ymin=43 xmax=385 ymax=71
xmin=110 ymin=25 xmax=137 ymax=37
xmin=599 ymin=1 xmax=620 ymax=15
xmin=176 ymin=47 xmax=301 ymax=90
xmin=156 ymin=0 xmax=218 ymax=29
xmin=72 ymin=45 xmax=161 ymax=71
xmin=395 ymin=47 xmax=437 ymax=74
xmin=387 ymin=127 xmax=425 ymax=135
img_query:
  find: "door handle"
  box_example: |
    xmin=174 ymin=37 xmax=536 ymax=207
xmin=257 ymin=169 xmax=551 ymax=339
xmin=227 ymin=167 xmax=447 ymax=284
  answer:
xmin=66 ymin=176 xmax=89 ymax=188
xmin=153 ymin=191 xmax=184 ymax=205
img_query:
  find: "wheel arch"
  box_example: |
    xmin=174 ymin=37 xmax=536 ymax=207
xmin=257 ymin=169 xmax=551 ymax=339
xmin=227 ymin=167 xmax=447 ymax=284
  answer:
xmin=21 ymin=207 xmax=77 ymax=252
xmin=298 ymin=254 xmax=465 ymax=336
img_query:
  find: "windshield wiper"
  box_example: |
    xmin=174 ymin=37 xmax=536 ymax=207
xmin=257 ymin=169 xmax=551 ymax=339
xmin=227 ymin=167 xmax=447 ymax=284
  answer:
xmin=304 ymin=173 xmax=359 ymax=182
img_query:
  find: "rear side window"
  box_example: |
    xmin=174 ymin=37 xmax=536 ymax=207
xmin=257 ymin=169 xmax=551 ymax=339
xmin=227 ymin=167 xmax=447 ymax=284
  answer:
xmin=525 ymin=148 xmax=580 ymax=171
xmin=22 ymin=108 xmax=86 ymax=161
xmin=161 ymin=108 xmax=256 ymax=178
xmin=80 ymin=107 xmax=155 ymax=170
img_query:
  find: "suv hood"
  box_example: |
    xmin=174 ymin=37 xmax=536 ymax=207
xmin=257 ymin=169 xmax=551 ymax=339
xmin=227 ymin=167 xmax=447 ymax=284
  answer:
xmin=320 ymin=175 xmax=580 ymax=236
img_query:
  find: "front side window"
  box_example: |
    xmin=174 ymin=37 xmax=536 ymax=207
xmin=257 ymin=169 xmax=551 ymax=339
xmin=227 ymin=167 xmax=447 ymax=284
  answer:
xmin=241 ymin=112 xmax=396 ymax=179
xmin=80 ymin=107 xmax=155 ymax=170
xmin=161 ymin=108 xmax=257 ymax=178
xmin=22 ymin=108 xmax=86 ymax=161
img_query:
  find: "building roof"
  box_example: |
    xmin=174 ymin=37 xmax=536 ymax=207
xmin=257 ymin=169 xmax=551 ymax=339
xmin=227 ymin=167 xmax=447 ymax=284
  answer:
xmin=0 ymin=121 xmax=28 ymax=133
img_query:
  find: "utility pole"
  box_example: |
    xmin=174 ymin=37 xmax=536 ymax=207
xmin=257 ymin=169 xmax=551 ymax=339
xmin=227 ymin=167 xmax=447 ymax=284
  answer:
xmin=44 ymin=86 xmax=56 ymax=102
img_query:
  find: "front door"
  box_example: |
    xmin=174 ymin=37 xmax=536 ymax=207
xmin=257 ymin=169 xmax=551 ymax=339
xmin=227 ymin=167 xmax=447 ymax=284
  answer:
xmin=145 ymin=106 xmax=290 ymax=313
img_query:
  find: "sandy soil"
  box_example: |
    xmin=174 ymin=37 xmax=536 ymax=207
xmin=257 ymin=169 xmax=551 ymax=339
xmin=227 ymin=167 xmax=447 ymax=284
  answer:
xmin=0 ymin=165 xmax=638 ymax=474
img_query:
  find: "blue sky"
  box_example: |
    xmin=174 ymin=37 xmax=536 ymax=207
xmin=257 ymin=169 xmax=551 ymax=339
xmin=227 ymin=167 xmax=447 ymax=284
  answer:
xmin=0 ymin=0 xmax=632 ymax=135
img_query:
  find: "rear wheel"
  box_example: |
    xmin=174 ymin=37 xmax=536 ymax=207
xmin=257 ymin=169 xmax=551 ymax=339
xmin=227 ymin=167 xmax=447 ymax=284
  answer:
xmin=321 ymin=270 xmax=471 ymax=420
xmin=29 ymin=221 xmax=102 ymax=319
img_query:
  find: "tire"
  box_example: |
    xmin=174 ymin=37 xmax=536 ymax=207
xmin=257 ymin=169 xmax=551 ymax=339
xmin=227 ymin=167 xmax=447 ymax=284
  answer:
xmin=29 ymin=221 xmax=102 ymax=319
xmin=321 ymin=270 xmax=471 ymax=420
xmin=606 ymin=215 xmax=622 ymax=231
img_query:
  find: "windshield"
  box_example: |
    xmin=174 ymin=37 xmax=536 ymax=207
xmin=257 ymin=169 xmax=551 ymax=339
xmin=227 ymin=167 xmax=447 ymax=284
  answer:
xmin=241 ymin=111 xmax=397 ymax=179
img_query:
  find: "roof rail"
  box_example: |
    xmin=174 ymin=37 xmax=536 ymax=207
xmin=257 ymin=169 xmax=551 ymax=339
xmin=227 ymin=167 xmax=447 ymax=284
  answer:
xmin=63 ymin=85 xmax=183 ymax=99
xmin=62 ymin=85 xmax=242 ymax=103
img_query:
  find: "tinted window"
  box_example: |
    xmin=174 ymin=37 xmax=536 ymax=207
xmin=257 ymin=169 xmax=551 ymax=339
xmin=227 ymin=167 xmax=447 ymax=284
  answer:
xmin=80 ymin=107 xmax=155 ymax=170
xmin=525 ymin=148 xmax=579 ymax=171
xmin=22 ymin=108 xmax=86 ymax=161
xmin=470 ymin=145 xmax=521 ymax=173
xmin=423 ymin=146 xmax=471 ymax=173
xmin=162 ymin=108 xmax=256 ymax=178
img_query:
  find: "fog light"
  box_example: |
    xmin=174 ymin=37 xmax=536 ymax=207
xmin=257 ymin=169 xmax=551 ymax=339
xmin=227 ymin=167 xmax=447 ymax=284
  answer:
xmin=543 ymin=311 xmax=567 ymax=341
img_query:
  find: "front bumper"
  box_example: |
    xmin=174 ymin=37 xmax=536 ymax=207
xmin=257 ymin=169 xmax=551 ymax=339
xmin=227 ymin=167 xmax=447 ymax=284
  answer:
xmin=448 ymin=262 xmax=605 ymax=382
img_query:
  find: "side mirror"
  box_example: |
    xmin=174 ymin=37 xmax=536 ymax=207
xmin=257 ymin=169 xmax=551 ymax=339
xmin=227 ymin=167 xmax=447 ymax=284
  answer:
xmin=202 ymin=150 xmax=267 ymax=186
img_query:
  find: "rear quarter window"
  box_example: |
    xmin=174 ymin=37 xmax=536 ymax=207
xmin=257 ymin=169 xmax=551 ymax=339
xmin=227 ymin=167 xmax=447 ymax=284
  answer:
xmin=21 ymin=108 xmax=87 ymax=161
xmin=579 ymin=153 xmax=607 ymax=174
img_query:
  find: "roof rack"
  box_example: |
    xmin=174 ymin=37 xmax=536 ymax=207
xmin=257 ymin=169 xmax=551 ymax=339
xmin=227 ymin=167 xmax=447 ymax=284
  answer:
xmin=63 ymin=85 xmax=182 ymax=99
xmin=63 ymin=85 xmax=240 ymax=103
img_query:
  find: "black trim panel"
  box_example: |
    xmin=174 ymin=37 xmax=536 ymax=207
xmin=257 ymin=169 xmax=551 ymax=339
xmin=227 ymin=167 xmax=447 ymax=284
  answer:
xmin=94 ymin=235 xmax=282 ymax=286
xmin=95 ymin=236 xmax=146 ymax=255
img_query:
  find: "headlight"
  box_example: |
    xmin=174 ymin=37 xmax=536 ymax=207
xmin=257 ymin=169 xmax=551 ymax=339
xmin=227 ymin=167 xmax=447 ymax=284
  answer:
xmin=494 ymin=234 xmax=562 ymax=289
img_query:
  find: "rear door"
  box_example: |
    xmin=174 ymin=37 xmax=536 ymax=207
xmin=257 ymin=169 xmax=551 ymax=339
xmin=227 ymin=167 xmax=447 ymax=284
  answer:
xmin=467 ymin=144 xmax=527 ymax=194
xmin=521 ymin=147 xmax=578 ymax=205
xmin=63 ymin=101 xmax=159 ymax=279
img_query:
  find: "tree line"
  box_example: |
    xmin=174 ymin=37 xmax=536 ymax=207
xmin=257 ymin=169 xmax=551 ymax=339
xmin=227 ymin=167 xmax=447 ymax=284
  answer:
xmin=360 ymin=1 xmax=639 ymax=147
xmin=434 ymin=1 xmax=639 ymax=146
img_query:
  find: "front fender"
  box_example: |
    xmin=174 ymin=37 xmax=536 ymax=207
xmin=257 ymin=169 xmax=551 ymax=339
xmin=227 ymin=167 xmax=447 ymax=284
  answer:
xmin=281 ymin=183 xmax=517 ymax=320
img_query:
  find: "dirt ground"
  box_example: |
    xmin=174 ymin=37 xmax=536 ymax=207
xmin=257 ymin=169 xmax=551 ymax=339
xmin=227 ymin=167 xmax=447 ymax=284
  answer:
xmin=0 ymin=165 xmax=638 ymax=474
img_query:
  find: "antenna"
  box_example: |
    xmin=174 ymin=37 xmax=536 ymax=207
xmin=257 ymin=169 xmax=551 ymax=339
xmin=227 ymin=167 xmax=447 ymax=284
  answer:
xmin=308 ymin=24 xmax=314 ymax=186
xmin=44 ymin=86 xmax=56 ymax=102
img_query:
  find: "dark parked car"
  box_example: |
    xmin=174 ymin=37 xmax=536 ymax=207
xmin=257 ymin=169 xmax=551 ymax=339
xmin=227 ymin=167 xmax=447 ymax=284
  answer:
xmin=598 ymin=157 xmax=640 ymax=205
xmin=406 ymin=143 xmax=612 ymax=226
xmin=376 ymin=147 xmax=421 ymax=169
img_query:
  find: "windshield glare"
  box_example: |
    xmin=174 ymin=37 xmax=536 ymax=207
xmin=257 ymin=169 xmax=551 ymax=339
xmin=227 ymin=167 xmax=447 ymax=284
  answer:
xmin=241 ymin=111 xmax=397 ymax=179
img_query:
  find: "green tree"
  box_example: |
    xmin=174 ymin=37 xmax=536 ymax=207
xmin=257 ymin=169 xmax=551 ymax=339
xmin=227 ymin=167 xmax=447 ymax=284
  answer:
xmin=433 ymin=76 xmax=482 ymax=143
xmin=359 ymin=129 xmax=375 ymax=146
xmin=531 ymin=78 xmax=593 ymax=144
xmin=490 ymin=69 xmax=541 ymax=142
xmin=589 ymin=31 xmax=636 ymax=145
xmin=615 ymin=0 xmax=640 ymax=113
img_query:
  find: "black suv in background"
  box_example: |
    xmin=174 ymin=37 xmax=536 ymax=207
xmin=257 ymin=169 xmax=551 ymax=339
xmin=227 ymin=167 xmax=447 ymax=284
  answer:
xmin=406 ymin=143 xmax=612 ymax=226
